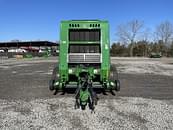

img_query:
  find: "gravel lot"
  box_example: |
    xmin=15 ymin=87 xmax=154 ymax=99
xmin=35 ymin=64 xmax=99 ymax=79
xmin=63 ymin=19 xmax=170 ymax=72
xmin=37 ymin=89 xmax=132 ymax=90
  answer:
xmin=0 ymin=57 xmax=173 ymax=130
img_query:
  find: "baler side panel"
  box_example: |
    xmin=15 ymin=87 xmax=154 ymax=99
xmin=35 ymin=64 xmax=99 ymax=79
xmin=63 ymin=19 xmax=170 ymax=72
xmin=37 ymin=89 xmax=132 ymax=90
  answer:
xmin=59 ymin=22 xmax=69 ymax=82
xmin=101 ymin=22 xmax=110 ymax=82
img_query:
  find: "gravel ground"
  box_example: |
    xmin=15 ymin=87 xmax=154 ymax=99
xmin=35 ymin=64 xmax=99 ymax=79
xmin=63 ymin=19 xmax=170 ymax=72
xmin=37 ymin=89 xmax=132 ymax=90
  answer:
xmin=112 ymin=57 xmax=173 ymax=76
xmin=0 ymin=57 xmax=173 ymax=130
xmin=0 ymin=97 xmax=173 ymax=130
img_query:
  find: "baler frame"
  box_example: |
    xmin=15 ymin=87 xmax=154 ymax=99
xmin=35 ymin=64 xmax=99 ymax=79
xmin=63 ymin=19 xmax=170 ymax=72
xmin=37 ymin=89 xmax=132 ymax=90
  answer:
xmin=49 ymin=20 xmax=120 ymax=110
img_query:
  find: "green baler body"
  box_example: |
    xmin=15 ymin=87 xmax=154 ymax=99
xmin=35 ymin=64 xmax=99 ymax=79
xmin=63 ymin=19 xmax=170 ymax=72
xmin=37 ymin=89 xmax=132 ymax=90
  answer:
xmin=58 ymin=20 xmax=111 ymax=89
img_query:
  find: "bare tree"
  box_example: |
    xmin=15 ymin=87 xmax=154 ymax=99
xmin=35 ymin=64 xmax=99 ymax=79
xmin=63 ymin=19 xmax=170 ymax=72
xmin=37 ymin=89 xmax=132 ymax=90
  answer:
xmin=142 ymin=28 xmax=151 ymax=56
xmin=155 ymin=21 xmax=173 ymax=56
xmin=116 ymin=20 xmax=144 ymax=56
xmin=155 ymin=21 xmax=173 ymax=45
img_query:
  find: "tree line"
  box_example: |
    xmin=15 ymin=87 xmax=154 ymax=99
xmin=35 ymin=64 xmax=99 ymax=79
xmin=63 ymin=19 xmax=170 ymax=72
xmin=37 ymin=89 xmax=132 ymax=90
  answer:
xmin=111 ymin=20 xmax=173 ymax=57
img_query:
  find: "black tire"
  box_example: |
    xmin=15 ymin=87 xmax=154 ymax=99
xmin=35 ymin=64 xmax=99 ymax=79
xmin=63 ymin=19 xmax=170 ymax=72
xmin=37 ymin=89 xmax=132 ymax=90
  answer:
xmin=115 ymin=80 xmax=120 ymax=91
xmin=110 ymin=64 xmax=118 ymax=81
xmin=110 ymin=64 xmax=120 ymax=91
xmin=51 ymin=66 xmax=59 ymax=81
xmin=49 ymin=66 xmax=59 ymax=91
xmin=49 ymin=79 xmax=55 ymax=91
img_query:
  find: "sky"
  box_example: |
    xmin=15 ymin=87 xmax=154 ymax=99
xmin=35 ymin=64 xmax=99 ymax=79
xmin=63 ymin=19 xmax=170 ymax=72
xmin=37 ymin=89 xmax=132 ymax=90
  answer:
xmin=0 ymin=0 xmax=173 ymax=42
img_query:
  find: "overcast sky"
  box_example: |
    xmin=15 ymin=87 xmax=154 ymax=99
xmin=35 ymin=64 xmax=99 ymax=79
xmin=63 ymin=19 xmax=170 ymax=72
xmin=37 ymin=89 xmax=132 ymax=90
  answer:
xmin=0 ymin=0 xmax=173 ymax=42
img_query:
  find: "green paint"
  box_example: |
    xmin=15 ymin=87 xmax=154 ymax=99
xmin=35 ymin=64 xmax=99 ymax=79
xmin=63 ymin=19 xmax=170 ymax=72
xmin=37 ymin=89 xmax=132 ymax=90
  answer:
xmin=56 ymin=20 xmax=117 ymax=90
xmin=80 ymin=89 xmax=90 ymax=102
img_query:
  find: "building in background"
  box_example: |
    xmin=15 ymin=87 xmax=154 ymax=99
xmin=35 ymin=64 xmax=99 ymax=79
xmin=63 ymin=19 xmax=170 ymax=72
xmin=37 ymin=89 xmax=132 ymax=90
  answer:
xmin=0 ymin=40 xmax=59 ymax=58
